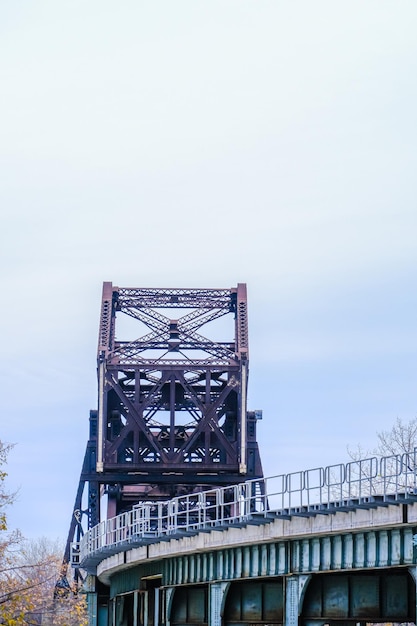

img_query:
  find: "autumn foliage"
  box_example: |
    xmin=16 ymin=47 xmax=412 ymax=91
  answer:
xmin=0 ymin=441 xmax=87 ymax=626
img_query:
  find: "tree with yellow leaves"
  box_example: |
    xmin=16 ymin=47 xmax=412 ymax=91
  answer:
xmin=0 ymin=440 xmax=87 ymax=626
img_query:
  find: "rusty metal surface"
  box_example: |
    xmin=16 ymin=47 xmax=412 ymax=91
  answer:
xmin=94 ymin=282 xmax=262 ymax=492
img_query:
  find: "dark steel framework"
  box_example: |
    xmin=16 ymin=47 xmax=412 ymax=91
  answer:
xmin=63 ymin=282 xmax=263 ymax=573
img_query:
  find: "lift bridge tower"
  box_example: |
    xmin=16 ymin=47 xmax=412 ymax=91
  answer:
xmin=64 ymin=282 xmax=264 ymax=572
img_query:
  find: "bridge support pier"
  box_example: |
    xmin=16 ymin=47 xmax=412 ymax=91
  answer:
xmin=87 ymin=592 xmax=97 ymax=626
xmin=285 ymin=574 xmax=311 ymax=626
xmin=409 ymin=566 xmax=417 ymax=622
xmin=209 ymin=582 xmax=229 ymax=626
xmin=165 ymin=587 xmax=175 ymax=626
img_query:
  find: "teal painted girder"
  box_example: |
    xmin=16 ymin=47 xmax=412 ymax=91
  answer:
xmin=109 ymin=526 xmax=416 ymax=598
xmin=165 ymin=526 xmax=416 ymax=586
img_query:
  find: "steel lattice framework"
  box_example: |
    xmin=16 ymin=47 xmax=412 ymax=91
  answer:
xmin=63 ymin=282 xmax=263 ymax=574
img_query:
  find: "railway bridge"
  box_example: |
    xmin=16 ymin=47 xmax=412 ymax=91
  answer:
xmin=64 ymin=283 xmax=417 ymax=626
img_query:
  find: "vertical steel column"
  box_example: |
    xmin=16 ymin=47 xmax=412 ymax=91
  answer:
xmin=96 ymin=359 xmax=105 ymax=473
xmin=235 ymin=283 xmax=249 ymax=474
xmin=87 ymin=593 xmax=98 ymax=626
xmin=165 ymin=587 xmax=175 ymax=626
xmin=409 ymin=566 xmax=417 ymax=624
xmin=239 ymin=361 xmax=247 ymax=474
xmin=96 ymin=282 xmax=115 ymax=474
xmin=285 ymin=576 xmax=299 ymax=626
xmin=133 ymin=592 xmax=139 ymax=626
xmin=285 ymin=575 xmax=311 ymax=626
xmin=209 ymin=582 xmax=229 ymax=626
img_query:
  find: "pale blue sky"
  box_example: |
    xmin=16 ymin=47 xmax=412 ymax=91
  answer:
xmin=1 ymin=1 xmax=417 ymax=540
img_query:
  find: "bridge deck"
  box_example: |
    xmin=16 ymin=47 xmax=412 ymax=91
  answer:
xmin=72 ymin=449 xmax=417 ymax=574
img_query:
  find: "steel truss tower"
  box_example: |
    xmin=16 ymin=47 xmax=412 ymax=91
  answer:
xmin=64 ymin=282 xmax=264 ymax=570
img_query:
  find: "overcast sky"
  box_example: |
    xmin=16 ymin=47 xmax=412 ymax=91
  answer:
xmin=1 ymin=1 xmax=417 ymax=541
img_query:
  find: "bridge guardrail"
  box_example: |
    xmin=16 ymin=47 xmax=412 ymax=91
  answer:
xmin=73 ymin=449 xmax=417 ymax=569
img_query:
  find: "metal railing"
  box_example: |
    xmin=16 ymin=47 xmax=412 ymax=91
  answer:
xmin=71 ymin=449 xmax=417 ymax=568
